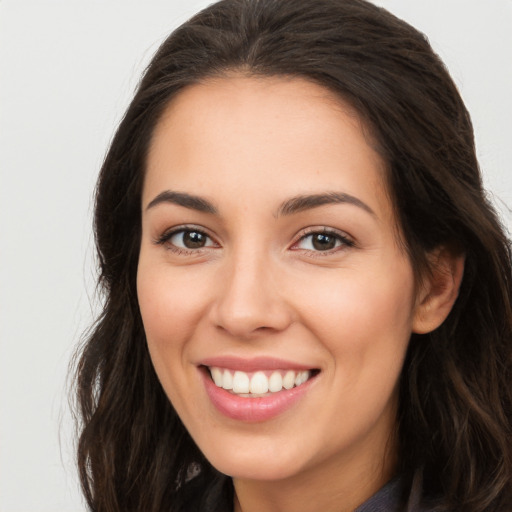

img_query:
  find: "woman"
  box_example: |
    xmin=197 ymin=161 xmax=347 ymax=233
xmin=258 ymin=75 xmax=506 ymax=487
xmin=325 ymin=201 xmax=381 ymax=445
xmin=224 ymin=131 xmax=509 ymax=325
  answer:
xmin=73 ymin=0 xmax=512 ymax=510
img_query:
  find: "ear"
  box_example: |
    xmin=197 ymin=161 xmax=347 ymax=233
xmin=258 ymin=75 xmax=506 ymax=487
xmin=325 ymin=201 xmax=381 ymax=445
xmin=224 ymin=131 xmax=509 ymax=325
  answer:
xmin=412 ymin=247 xmax=465 ymax=334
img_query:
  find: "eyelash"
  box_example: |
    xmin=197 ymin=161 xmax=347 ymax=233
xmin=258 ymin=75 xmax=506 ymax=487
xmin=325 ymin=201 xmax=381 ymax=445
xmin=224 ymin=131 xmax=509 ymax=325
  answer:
xmin=291 ymin=227 xmax=355 ymax=256
xmin=154 ymin=225 xmax=355 ymax=256
xmin=154 ymin=225 xmax=216 ymax=255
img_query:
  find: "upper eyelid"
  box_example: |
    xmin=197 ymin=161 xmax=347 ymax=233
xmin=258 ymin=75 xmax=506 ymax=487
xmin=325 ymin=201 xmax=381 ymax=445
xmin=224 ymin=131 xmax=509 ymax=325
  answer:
xmin=292 ymin=226 xmax=354 ymax=244
xmin=154 ymin=224 xmax=217 ymax=245
xmin=153 ymin=224 xmax=354 ymax=248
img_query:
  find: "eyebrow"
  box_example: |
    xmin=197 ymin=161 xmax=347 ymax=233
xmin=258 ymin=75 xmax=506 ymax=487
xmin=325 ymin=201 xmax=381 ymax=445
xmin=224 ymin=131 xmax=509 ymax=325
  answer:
xmin=146 ymin=190 xmax=217 ymax=214
xmin=276 ymin=192 xmax=375 ymax=217
xmin=145 ymin=190 xmax=374 ymax=217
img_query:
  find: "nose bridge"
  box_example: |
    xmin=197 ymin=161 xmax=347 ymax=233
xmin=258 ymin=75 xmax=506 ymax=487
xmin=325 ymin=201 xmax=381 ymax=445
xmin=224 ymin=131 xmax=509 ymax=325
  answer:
xmin=211 ymin=243 xmax=291 ymax=337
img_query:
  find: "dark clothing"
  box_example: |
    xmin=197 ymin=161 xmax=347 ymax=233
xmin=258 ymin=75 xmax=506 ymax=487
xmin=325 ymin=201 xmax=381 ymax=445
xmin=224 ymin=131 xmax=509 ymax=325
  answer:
xmin=354 ymin=470 xmax=429 ymax=512
xmin=180 ymin=469 xmax=434 ymax=511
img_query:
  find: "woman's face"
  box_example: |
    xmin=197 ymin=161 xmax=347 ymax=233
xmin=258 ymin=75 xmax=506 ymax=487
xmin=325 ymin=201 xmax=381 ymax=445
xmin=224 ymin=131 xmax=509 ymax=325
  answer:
xmin=137 ymin=76 xmax=420 ymax=484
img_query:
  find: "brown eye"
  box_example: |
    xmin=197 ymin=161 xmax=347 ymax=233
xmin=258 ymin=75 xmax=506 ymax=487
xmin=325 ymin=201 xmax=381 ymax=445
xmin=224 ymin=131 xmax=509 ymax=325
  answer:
xmin=294 ymin=230 xmax=354 ymax=253
xmin=182 ymin=231 xmax=207 ymax=248
xmin=167 ymin=229 xmax=215 ymax=250
xmin=311 ymin=233 xmax=337 ymax=250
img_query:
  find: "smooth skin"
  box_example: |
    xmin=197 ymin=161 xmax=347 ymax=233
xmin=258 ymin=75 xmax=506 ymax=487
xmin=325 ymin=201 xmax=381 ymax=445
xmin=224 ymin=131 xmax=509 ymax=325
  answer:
xmin=137 ymin=76 xmax=464 ymax=512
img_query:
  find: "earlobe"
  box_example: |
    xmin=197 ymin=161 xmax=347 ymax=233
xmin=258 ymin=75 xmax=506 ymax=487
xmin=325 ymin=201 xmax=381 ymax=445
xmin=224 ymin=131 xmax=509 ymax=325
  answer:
xmin=412 ymin=247 xmax=465 ymax=334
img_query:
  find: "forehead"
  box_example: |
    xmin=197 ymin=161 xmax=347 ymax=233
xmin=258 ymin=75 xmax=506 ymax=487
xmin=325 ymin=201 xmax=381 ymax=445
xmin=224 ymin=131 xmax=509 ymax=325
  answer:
xmin=144 ymin=75 xmax=392 ymax=222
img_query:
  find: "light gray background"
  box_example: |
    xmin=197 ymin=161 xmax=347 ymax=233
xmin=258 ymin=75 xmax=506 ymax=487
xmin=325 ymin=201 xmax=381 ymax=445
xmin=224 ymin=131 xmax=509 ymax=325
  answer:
xmin=1 ymin=1 xmax=511 ymax=510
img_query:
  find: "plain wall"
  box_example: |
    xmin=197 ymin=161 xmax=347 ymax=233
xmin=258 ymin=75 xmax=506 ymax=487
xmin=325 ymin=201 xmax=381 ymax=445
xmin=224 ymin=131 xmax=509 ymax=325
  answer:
xmin=0 ymin=1 xmax=510 ymax=510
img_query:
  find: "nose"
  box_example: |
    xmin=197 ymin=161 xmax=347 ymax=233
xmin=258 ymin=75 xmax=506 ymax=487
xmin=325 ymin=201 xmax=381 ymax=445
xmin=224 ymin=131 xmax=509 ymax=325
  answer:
xmin=209 ymin=251 xmax=293 ymax=339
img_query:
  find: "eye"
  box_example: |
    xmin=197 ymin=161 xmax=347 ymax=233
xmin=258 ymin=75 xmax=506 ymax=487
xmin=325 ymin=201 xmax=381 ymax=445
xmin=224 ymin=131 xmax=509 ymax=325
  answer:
xmin=293 ymin=229 xmax=354 ymax=252
xmin=170 ymin=230 xmax=213 ymax=249
xmin=156 ymin=227 xmax=217 ymax=251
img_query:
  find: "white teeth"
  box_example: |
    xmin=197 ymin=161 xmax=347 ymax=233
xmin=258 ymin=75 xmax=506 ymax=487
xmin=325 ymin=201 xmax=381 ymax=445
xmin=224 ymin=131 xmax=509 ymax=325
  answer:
xmin=222 ymin=369 xmax=233 ymax=390
xmin=232 ymin=371 xmax=250 ymax=393
xmin=211 ymin=367 xmax=223 ymax=387
xmin=268 ymin=371 xmax=283 ymax=392
xmin=250 ymin=371 xmax=269 ymax=394
xmin=208 ymin=367 xmax=313 ymax=395
xmin=283 ymin=370 xmax=295 ymax=390
xmin=295 ymin=371 xmax=309 ymax=386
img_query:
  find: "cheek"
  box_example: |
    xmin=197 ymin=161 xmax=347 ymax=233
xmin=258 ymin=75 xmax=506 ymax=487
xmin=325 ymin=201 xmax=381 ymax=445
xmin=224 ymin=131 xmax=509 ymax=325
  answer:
xmin=136 ymin=261 xmax=213 ymax=409
xmin=137 ymin=261 xmax=211 ymax=343
xmin=136 ymin=263 xmax=216 ymax=398
xmin=292 ymin=260 xmax=416 ymax=368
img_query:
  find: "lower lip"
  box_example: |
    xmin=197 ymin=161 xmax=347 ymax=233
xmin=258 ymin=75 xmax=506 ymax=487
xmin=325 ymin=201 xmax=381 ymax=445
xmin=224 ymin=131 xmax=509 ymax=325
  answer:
xmin=201 ymin=369 xmax=316 ymax=422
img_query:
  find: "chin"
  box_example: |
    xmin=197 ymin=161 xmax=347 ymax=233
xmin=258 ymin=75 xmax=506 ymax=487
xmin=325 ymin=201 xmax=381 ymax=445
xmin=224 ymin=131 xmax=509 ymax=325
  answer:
xmin=198 ymin=437 xmax=312 ymax=482
xmin=213 ymin=457 xmax=302 ymax=481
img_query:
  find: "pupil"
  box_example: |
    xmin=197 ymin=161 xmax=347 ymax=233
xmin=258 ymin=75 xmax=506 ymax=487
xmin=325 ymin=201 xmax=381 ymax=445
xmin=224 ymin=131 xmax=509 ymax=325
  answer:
xmin=312 ymin=233 xmax=336 ymax=251
xmin=184 ymin=231 xmax=206 ymax=248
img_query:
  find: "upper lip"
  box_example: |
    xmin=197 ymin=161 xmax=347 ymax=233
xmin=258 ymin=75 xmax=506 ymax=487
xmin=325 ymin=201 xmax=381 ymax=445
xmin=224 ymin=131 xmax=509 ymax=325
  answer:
xmin=199 ymin=356 xmax=316 ymax=373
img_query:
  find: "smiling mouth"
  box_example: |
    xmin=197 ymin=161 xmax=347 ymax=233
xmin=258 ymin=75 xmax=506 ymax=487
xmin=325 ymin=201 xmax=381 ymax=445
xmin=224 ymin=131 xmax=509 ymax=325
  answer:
xmin=205 ymin=366 xmax=320 ymax=397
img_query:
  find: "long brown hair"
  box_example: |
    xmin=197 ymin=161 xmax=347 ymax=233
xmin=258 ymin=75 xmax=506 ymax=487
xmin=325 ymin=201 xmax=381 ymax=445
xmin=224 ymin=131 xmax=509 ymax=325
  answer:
xmin=73 ymin=0 xmax=512 ymax=510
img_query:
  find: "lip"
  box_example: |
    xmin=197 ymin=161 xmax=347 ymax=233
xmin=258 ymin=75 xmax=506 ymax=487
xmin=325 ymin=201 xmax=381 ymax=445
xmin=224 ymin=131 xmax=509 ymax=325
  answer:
xmin=199 ymin=356 xmax=314 ymax=373
xmin=200 ymin=365 xmax=318 ymax=422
